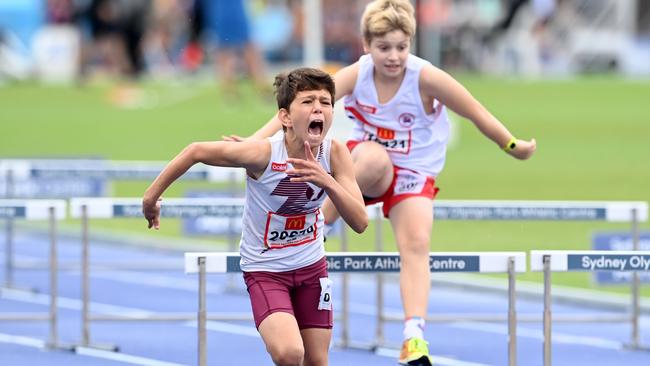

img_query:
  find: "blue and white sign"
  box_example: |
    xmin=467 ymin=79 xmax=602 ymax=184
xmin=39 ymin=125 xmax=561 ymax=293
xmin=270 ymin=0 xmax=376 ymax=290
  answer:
xmin=592 ymin=232 xmax=650 ymax=284
xmin=182 ymin=191 xmax=243 ymax=236
xmin=0 ymin=178 xmax=107 ymax=198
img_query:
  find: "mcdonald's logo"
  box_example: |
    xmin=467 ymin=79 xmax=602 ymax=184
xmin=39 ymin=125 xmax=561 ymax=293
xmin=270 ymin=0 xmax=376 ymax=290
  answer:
xmin=284 ymin=215 xmax=306 ymax=230
xmin=376 ymin=127 xmax=395 ymax=140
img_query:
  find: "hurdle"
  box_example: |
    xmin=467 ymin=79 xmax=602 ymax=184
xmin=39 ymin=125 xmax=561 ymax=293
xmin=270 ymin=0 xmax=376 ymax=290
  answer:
xmin=69 ymin=197 xmax=250 ymax=351
xmin=358 ymin=200 xmax=648 ymax=353
xmin=0 ymin=199 xmax=67 ymax=349
xmin=0 ymin=158 xmax=245 ymax=288
xmin=185 ymin=251 xmax=526 ymax=366
xmin=531 ymin=250 xmax=650 ymax=366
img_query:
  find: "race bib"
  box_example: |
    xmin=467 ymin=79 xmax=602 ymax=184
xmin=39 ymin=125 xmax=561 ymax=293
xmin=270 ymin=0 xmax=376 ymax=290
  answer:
xmin=264 ymin=209 xmax=320 ymax=249
xmin=318 ymin=277 xmax=333 ymax=311
xmin=362 ymin=126 xmax=411 ymax=154
xmin=394 ymin=170 xmax=427 ymax=195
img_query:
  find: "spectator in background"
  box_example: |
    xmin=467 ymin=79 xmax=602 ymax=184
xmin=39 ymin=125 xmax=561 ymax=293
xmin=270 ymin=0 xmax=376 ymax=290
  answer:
xmin=145 ymin=0 xmax=190 ymax=76
xmin=79 ymin=0 xmax=150 ymax=80
xmin=322 ymin=0 xmax=364 ymax=65
xmin=199 ymin=0 xmax=268 ymax=96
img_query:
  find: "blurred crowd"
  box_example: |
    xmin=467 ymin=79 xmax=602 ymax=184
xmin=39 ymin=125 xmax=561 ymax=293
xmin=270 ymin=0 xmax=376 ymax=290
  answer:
xmin=0 ymin=0 xmax=648 ymax=85
xmin=0 ymin=0 xmax=366 ymax=84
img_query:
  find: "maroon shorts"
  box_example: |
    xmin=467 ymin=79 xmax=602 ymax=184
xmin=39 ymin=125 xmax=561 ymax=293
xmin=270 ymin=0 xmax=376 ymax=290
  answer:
xmin=243 ymin=257 xmax=333 ymax=329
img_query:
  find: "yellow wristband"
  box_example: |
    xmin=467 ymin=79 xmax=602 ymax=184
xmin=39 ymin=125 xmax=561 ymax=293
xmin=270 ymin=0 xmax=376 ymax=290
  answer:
xmin=502 ymin=137 xmax=517 ymax=152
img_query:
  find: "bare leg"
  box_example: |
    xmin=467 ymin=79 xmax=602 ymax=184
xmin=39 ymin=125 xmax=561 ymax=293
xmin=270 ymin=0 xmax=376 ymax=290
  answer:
xmin=258 ymin=312 xmax=305 ymax=366
xmin=301 ymin=328 xmax=332 ymax=366
xmin=243 ymin=43 xmax=267 ymax=89
xmin=215 ymin=49 xmax=237 ymax=94
xmin=322 ymin=141 xmax=393 ymax=224
xmin=389 ymin=197 xmax=433 ymax=319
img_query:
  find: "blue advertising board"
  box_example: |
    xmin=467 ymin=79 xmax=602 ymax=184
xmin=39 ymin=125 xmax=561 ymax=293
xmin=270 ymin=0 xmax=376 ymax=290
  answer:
xmin=592 ymin=232 xmax=650 ymax=284
xmin=182 ymin=191 xmax=243 ymax=236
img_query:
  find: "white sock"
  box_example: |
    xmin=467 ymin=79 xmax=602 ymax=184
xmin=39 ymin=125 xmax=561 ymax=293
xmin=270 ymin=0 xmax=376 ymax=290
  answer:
xmin=403 ymin=316 xmax=425 ymax=340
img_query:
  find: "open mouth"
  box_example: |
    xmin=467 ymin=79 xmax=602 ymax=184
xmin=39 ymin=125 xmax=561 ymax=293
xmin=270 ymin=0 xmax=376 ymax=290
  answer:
xmin=308 ymin=120 xmax=323 ymax=137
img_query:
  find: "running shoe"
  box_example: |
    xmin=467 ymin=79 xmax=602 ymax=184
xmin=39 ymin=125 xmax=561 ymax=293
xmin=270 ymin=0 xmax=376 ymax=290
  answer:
xmin=398 ymin=337 xmax=433 ymax=365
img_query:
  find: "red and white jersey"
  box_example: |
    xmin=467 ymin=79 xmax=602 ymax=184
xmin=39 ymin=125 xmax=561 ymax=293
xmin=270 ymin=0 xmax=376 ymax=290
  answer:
xmin=239 ymin=132 xmax=330 ymax=272
xmin=344 ymin=54 xmax=450 ymax=177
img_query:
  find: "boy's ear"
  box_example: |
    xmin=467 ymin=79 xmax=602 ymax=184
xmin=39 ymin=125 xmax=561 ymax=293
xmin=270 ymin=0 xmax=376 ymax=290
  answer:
xmin=278 ymin=108 xmax=292 ymax=129
xmin=362 ymin=39 xmax=370 ymax=53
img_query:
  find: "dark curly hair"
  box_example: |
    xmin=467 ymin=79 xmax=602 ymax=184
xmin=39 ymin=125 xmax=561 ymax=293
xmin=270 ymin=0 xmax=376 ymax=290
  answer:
xmin=273 ymin=68 xmax=336 ymax=111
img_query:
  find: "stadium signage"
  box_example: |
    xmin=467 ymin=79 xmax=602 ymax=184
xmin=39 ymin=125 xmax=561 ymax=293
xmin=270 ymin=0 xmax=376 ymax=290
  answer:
xmin=434 ymin=207 xmax=605 ymax=220
xmin=0 ymin=206 xmax=25 ymax=218
xmin=325 ymin=255 xmax=479 ymax=272
xmin=113 ymin=204 xmax=244 ymax=218
xmin=568 ymin=254 xmax=650 ymax=271
xmin=591 ymin=232 xmax=650 ymax=284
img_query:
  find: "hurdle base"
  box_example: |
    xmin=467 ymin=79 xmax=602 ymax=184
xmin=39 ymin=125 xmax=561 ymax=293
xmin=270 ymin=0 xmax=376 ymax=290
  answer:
xmin=333 ymin=338 xmax=378 ymax=351
xmin=45 ymin=341 xmax=76 ymax=352
xmin=623 ymin=342 xmax=650 ymax=352
xmin=1 ymin=284 xmax=40 ymax=295
xmin=74 ymin=343 xmax=120 ymax=353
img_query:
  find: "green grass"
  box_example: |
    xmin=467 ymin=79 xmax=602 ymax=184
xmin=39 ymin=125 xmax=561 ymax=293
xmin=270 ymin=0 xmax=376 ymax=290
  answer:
xmin=2 ymin=77 xmax=649 ymax=294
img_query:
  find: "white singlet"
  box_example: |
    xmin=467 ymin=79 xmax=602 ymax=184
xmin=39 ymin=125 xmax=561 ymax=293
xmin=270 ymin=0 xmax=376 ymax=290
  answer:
xmin=239 ymin=132 xmax=331 ymax=272
xmin=344 ymin=53 xmax=450 ymax=177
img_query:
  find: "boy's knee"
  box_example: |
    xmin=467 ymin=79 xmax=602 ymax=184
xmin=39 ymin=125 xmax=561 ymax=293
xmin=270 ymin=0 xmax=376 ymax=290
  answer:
xmin=270 ymin=344 xmax=304 ymax=366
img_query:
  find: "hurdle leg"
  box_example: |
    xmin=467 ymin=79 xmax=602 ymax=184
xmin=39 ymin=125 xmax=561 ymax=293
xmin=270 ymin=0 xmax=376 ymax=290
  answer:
xmin=543 ymin=255 xmax=552 ymax=366
xmin=340 ymin=224 xmax=349 ymax=348
xmin=508 ymin=256 xmax=517 ymax=366
xmin=75 ymin=205 xmax=116 ymax=352
xmin=3 ymin=170 xmax=14 ymax=288
xmin=198 ymin=256 xmax=207 ymax=366
xmin=374 ymin=206 xmax=385 ymax=348
xmin=629 ymin=208 xmax=640 ymax=349
xmin=47 ymin=207 xmax=58 ymax=349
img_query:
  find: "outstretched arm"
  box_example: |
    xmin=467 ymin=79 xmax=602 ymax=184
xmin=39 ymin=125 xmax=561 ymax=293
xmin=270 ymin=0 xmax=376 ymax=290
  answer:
xmin=420 ymin=65 xmax=536 ymax=160
xmin=143 ymin=140 xmax=270 ymax=229
xmin=287 ymin=141 xmax=367 ymax=233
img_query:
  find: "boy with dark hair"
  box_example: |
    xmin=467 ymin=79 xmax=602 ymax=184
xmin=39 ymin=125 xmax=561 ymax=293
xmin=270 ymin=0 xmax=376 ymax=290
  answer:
xmin=143 ymin=67 xmax=367 ymax=366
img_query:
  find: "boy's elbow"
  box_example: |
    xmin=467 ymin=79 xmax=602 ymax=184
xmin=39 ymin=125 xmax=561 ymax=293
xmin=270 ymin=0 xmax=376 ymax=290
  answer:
xmin=352 ymin=216 xmax=368 ymax=234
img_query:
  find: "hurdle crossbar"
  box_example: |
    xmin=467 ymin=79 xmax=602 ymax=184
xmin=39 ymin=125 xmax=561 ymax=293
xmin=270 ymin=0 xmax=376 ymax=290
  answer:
xmin=531 ymin=250 xmax=650 ymax=366
xmin=185 ymin=251 xmax=526 ymax=366
xmin=0 ymin=199 xmax=67 ymax=349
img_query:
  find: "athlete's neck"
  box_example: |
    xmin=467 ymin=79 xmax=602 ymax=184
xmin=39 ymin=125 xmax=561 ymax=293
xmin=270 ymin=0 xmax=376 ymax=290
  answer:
xmin=284 ymin=134 xmax=318 ymax=160
xmin=373 ymin=69 xmax=406 ymax=104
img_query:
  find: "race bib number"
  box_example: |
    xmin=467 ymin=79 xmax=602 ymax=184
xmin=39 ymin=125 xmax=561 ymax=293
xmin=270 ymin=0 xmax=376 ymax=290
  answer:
xmin=264 ymin=209 xmax=320 ymax=249
xmin=318 ymin=277 xmax=333 ymax=311
xmin=394 ymin=170 xmax=427 ymax=195
xmin=362 ymin=126 xmax=411 ymax=154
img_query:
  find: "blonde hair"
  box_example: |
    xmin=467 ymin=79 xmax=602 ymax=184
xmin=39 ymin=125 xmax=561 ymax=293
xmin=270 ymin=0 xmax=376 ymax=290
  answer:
xmin=360 ymin=0 xmax=416 ymax=44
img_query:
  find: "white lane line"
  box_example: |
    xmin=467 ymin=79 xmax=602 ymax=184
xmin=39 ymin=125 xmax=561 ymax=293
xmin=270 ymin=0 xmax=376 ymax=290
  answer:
xmin=91 ymin=271 xmax=227 ymax=293
xmin=0 ymin=332 xmax=46 ymax=348
xmin=452 ymin=322 xmax=623 ymax=350
xmin=1 ymin=288 xmax=157 ymax=317
xmin=184 ymin=320 xmax=260 ymax=338
xmin=375 ymin=347 xmax=491 ymax=366
xmin=0 ymin=332 xmax=186 ymax=366
xmin=76 ymin=347 xmax=187 ymax=366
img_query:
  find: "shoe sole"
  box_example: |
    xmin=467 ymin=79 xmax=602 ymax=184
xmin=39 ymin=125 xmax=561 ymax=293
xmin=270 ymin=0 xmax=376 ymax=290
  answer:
xmin=400 ymin=355 xmax=432 ymax=366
